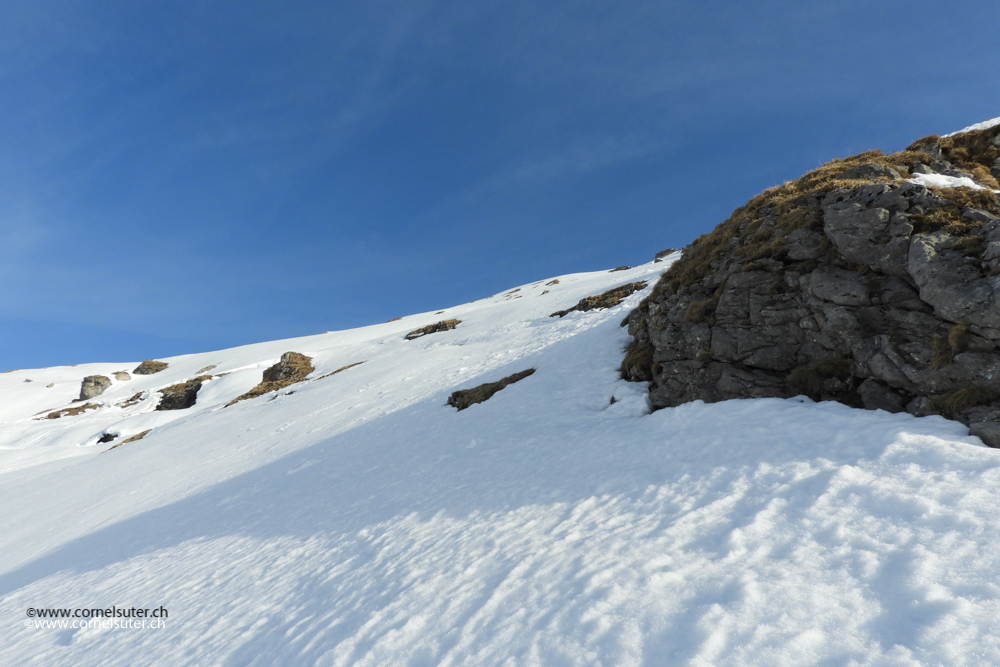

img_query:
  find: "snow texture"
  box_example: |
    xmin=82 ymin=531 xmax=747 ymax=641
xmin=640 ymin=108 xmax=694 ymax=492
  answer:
xmin=944 ymin=116 xmax=1000 ymax=137
xmin=907 ymin=172 xmax=992 ymax=191
xmin=2 ymin=259 xmax=1000 ymax=666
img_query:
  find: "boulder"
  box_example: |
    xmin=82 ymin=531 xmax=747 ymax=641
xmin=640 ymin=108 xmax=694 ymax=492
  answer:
xmin=79 ymin=375 xmax=111 ymax=400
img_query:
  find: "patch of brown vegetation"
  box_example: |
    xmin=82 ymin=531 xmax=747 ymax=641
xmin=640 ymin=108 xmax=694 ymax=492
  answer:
xmin=196 ymin=365 xmax=217 ymax=374
xmin=931 ymin=324 xmax=970 ymax=368
xmin=550 ymin=282 xmax=648 ymax=318
xmin=609 ymin=266 xmax=632 ymax=272
xmin=41 ymin=403 xmax=101 ymax=420
xmin=546 ymin=279 xmax=560 ymax=286
xmin=119 ymin=392 xmax=145 ymax=408
xmin=908 ymin=127 xmax=1000 ymax=189
xmin=405 ymin=319 xmax=462 ymax=340
xmin=133 ymin=360 xmax=168 ymax=375
xmin=930 ymin=387 xmax=997 ymax=419
xmin=447 ymin=369 xmax=535 ymax=411
xmin=104 ymin=429 xmax=152 ymax=452
xmin=227 ymin=352 xmax=315 ymax=406
xmin=316 ymin=361 xmax=365 ymax=380
xmin=387 ymin=317 xmax=403 ymax=322
xmin=620 ymin=342 xmax=654 ymax=381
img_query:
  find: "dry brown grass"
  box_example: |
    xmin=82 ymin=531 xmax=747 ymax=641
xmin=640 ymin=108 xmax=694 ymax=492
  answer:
xmin=447 ymin=369 xmax=535 ymax=411
xmin=41 ymin=403 xmax=101 ymax=420
xmin=387 ymin=317 xmax=403 ymax=322
xmin=119 ymin=392 xmax=144 ymax=408
xmin=227 ymin=352 xmax=315 ymax=406
xmin=931 ymin=324 xmax=970 ymax=368
xmin=546 ymin=279 xmax=560 ymax=286
xmin=104 ymin=429 xmax=152 ymax=452
xmin=316 ymin=361 xmax=365 ymax=380
xmin=133 ymin=360 xmax=169 ymax=375
xmin=405 ymin=319 xmax=462 ymax=340
xmin=550 ymin=282 xmax=648 ymax=318
xmin=609 ymin=266 xmax=632 ymax=272
xmin=929 ymin=387 xmax=997 ymax=418
xmin=620 ymin=342 xmax=654 ymax=381
xmin=908 ymin=126 xmax=1000 ymax=189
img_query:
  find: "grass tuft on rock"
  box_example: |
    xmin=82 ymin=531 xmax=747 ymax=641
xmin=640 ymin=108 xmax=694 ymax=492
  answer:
xmin=447 ymin=369 xmax=536 ymax=411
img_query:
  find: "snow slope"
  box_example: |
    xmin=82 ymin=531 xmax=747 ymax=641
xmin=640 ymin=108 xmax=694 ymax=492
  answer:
xmin=3 ymin=256 xmax=1000 ymax=666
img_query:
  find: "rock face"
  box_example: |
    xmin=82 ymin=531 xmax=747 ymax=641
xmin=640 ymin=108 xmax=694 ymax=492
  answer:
xmin=79 ymin=375 xmax=112 ymax=400
xmin=622 ymin=126 xmax=1000 ymax=446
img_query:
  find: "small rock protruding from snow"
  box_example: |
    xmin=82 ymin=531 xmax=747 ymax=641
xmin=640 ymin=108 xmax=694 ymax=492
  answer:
xmin=405 ymin=319 xmax=462 ymax=340
xmin=133 ymin=359 xmax=169 ymax=375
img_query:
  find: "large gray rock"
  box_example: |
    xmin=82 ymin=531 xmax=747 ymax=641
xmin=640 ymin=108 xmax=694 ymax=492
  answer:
xmin=80 ymin=375 xmax=111 ymax=400
xmin=623 ymin=124 xmax=1000 ymax=434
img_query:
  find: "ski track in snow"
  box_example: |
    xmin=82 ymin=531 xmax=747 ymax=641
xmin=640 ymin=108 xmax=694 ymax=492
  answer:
xmin=2 ymin=256 xmax=1000 ymax=666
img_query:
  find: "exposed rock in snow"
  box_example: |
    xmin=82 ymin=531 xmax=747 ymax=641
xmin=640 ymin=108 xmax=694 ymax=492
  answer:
xmin=78 ymin=375 xmax=111 ymax=400
xmin=623 ymin=124 xmax=1000 ymax=444
xmin=133 ymin=360 xmax=169 ymax=375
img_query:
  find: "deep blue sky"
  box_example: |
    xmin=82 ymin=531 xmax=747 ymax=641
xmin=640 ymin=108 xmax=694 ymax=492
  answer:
xmin=3 ymin=1 xmax=999 ymax=370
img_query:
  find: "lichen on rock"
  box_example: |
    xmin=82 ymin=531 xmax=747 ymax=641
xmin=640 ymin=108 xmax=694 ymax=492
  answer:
xmin=622 ymin=124 xmax=1000 ymax=446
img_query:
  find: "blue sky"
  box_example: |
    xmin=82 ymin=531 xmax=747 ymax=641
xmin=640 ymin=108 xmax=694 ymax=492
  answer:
xmin=3 ymin=0 xmax=998 ymax=370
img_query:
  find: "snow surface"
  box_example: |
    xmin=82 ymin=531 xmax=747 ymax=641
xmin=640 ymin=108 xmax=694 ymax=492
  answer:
xmin=3 ymin=253 xmax=1000 ymax=665
xmin=907 ymin=172 xmax=992 ymax=192
xmin=944 ymin=116 xmax=1000 ymax=137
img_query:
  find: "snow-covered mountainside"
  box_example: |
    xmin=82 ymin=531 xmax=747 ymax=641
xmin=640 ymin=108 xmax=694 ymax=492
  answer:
xmin=2 ymin=256 xmax=1000 ymax=666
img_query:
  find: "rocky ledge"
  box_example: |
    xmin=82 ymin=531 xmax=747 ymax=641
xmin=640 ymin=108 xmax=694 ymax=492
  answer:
xmin=622 ymin=124 xmax=1000 ymax=447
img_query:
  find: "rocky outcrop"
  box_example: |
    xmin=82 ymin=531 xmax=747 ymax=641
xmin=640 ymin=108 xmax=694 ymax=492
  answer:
xmin=550 ymin=282 xmax=647 ymax=318
xmin=227 ymin=352 xmax=314 ymax=406
xmin=622 ymin=125 xmax=1000 ymax=446
xmin=448 ymin=369 xmax=535 ymax=410
xmin=405 ymin=320 xmax=461 ymax=340
xmin=134 ymin=360 xmax=168 ymax=375
xmin=156 ymin=376 xmax=212 ymax=411
xmin=79 ymin=375 xmax=111 ymax=400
